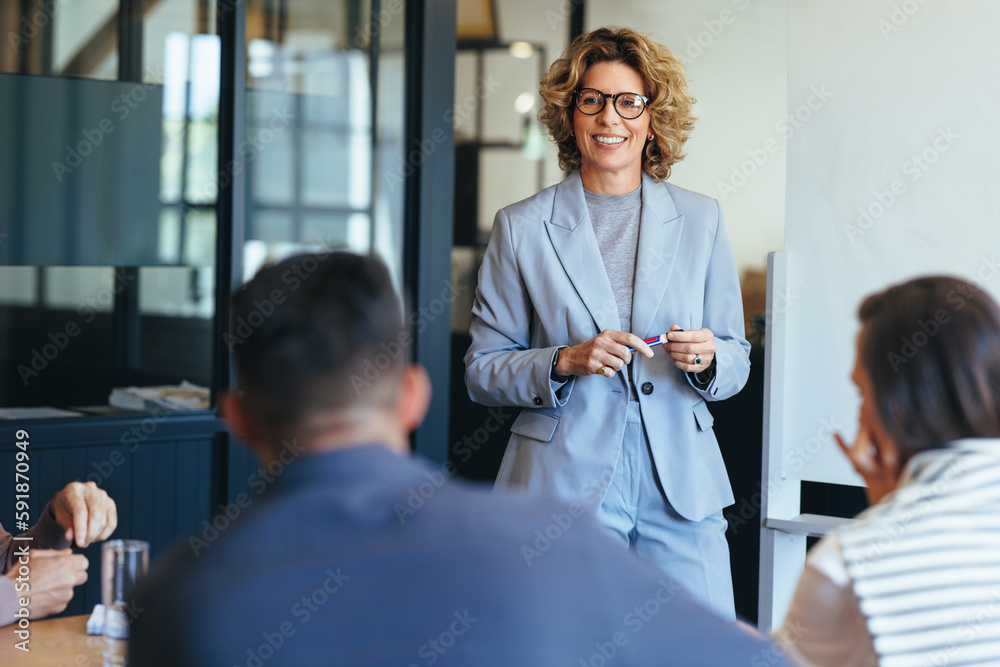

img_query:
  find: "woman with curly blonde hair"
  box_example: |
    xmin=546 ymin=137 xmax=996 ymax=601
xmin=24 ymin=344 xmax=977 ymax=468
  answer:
xmin=465 ymin=26 xmax=749 ymax=619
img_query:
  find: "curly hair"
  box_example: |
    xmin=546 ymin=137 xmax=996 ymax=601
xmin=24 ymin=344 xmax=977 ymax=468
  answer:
xmin=538 ymin=27 xmax=696 ymax=182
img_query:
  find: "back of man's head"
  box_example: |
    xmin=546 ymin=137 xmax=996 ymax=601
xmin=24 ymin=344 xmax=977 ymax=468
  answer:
xmin=229 ymin=251 xmax=405 ymax=446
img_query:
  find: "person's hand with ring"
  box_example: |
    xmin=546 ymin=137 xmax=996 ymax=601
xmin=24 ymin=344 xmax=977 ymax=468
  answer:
xmin=666 ymin=324 xmax=716 ymax=373
xmin=555 ymin=329 xmax=655 ymax=378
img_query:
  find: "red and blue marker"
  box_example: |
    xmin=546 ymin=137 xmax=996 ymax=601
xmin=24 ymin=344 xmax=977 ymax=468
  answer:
xmin=628 ymin=333 xmax=670 ymax=353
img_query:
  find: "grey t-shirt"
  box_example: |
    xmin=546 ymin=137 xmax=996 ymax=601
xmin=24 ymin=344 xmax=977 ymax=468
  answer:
xmin=584 ymin=185 xmax=642 ymax=334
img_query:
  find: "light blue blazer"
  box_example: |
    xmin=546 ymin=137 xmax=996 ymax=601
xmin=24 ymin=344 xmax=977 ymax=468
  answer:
xmin=464 ymin=171 xmax=750 ymax=522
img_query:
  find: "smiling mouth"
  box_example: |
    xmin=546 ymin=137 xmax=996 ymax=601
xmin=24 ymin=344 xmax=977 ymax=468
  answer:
xmin=594 ymin=136 xmax=625 ymax=145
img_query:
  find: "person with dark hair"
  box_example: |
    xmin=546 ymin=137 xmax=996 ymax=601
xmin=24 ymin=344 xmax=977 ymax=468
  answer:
xmin=465 ymin=26 xmax=748 ymax=618
xmin=776 ymin=276 xmax=1000 ymax=666
xmin=131 ymin=251 xmax=791 ymax=666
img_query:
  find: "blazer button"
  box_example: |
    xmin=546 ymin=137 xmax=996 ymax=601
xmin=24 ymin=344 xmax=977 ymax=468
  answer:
xmin=641 ymin=382 xmax=654 ymax=395
xmin=533 ymin=397 xmax=542 ymax=405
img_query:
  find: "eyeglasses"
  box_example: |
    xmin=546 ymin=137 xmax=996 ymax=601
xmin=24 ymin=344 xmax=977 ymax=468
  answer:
xmin=574 ymin=88 xmax=648 ymax=119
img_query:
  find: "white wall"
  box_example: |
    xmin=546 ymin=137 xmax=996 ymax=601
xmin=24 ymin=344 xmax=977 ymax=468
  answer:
xmin=587 ymin=0 xmax=788 ymax=278
xmin=780 ymin=0 xmax=1000 ymax=485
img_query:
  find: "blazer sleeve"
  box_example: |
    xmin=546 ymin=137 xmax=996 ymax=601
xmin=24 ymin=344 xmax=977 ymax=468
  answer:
xmin=685 ymin=200 xmax=751 ymax=401
xmin=464 ymin=208 xmax=575 ymax=409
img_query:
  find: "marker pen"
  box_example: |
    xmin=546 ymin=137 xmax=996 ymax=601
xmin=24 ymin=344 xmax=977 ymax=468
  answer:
xmin=628 ymin=328 xmax=687 ymax=353
xmin=628 ymin=333 xmax=669 ymax=353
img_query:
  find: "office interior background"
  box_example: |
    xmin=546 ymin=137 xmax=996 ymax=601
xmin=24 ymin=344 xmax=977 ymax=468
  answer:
xmin=2 ymin=0 xmax=901 ymax=624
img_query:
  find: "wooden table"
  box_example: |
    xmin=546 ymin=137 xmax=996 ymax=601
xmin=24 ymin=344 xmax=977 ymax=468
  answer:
xmin=0 ymin=615 xmax=105 ymax=666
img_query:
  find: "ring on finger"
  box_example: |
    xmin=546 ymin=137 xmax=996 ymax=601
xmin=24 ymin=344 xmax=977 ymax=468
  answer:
xmin=596 ymin=365 xmax=608 ymax=376
xmin=694 ymin=355 xmax=702 ymax=366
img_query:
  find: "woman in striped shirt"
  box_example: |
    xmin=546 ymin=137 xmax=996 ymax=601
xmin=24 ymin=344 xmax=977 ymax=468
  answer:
xmin=777 ymin=275 xmax=1000 ymax=666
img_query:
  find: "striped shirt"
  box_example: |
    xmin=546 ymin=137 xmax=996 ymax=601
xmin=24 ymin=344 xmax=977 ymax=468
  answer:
xmin=839 ymin=439 xmax=1000 ymax=667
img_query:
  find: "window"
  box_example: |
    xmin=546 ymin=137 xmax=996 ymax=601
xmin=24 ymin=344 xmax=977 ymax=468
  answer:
xmin=0 ymin=0 xmax=405 ymax=416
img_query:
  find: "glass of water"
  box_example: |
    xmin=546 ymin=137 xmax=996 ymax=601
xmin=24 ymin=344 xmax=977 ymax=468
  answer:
xmin=101 ymin=540 xmax=149 ymax=666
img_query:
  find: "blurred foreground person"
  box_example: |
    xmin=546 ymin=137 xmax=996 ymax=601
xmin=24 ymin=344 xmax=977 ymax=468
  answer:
xmin=777 ymin=276 xmax=1000 ymax=666
xmin=1 ymin=481 xmax=117 ymax=625
xmin=132 ymin=251 xmax=792 ymax=666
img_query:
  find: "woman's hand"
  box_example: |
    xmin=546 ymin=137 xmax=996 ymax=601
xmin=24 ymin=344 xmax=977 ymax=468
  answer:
xmin=665 ymin=325 xmax=716 ymax=373
xmin=834 ymin=427 xmax=900 ymax=506
xmin=556 ymin=330 xmax=654 ymax=378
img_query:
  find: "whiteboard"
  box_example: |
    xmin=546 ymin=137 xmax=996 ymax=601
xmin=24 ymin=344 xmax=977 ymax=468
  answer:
xmin=779 ymin=0 xmax=1000 ymax=486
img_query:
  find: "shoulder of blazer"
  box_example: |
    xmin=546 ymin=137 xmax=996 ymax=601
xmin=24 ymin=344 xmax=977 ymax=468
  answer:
xmin=659 ymin=180 xmax=721 ymax=221
xmin=498 ymin=177 xmax=565 ymax=226
xmin=659 ymin=181 xmax=720 ymax=218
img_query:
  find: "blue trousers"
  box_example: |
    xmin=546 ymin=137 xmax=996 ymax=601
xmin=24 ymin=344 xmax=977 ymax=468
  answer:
xmin=595 ymin=400 xmax=735 ymax=620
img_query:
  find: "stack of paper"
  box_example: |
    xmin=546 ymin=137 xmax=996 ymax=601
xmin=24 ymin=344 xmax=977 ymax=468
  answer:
xmin=108 ymin=381 xmax=210 ymax=411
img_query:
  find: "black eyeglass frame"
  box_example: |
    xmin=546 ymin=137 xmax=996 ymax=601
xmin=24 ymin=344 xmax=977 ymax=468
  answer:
xmin=573 ymin=88 xmax=649 ymax=119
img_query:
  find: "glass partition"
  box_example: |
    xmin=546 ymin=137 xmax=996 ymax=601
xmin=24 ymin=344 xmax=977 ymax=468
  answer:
xmin=242 ymin=0 xmax=406 ymax=287
xmin=0 ymin=0 xmax=407 ymax=417
xmin=0 ymin=0 xmax=219 ymax=415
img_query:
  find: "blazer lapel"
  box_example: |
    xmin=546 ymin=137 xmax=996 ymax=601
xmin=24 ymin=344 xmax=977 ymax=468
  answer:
xmin=545 ymin=172 xmax=620 ymax=334
xmin=631 ymin=173 xmax=683 ymax=339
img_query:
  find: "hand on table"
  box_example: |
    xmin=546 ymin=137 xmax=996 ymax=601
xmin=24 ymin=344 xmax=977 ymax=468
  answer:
xmin=665 ymin=325 xmax=716 ymax=373
xmin=4 ymin=549 xmax=88 ymax=619
xmin=50 ymin=481 xmax=118 ymax=548
xmin=556 ymin=329 xmax=654 ymax=378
